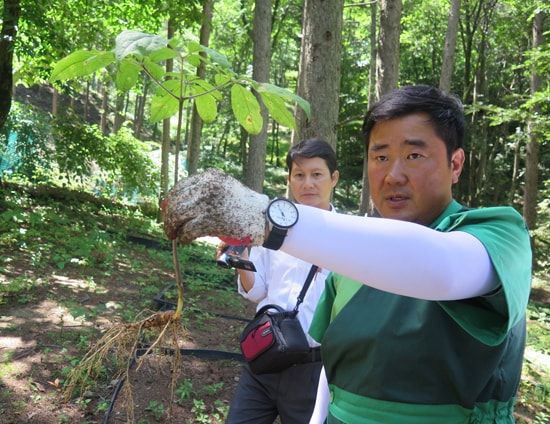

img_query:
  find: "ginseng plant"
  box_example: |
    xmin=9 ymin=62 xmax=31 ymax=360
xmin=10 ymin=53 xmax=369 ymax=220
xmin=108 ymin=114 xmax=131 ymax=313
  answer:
xmin=51 ymin=30 xmax=309 ymax=420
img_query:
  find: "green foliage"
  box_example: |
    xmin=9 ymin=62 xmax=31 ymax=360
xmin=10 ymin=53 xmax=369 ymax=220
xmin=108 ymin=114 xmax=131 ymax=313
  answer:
xmin=1 ymin=101 xmax=159 ymax=200
xmin=0 ymin=103 xmax=53 ymax=181
xmin=0 ymin=185 xmax=160 ymax=276
xmin=175 ymin=379 xmax=193 ymax=403
xmin=145 ymin=400 xmax=165 ymax=420
xmin=0 ymin=276 xmax=39 ymax=305
xmin=51 ymin=112 xmax=159 ymax=198
xmin=50 ymin=30 xmax=309 ymax=135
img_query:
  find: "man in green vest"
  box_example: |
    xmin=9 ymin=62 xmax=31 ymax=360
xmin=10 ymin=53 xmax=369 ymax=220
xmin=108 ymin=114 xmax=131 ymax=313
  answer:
xmin=162 ymin=85 xmax=532 ymax=424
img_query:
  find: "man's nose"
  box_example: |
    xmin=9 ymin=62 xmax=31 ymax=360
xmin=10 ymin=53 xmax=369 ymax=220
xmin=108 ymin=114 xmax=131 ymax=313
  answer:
xmin=385 ymin=160 xmax=407 ymax=184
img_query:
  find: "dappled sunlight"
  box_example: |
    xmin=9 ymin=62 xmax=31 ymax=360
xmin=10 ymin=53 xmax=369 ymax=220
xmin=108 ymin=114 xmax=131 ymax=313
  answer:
xmin=524 ymin=347 xmax=550 ymax=372
xmin=0 ymin=335 xmax=34 ymax=350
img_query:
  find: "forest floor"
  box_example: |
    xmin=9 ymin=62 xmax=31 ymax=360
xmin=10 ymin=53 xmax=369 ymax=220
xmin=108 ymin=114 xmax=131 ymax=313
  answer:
xmin=0 ymin=235 xmax=257 ymax=424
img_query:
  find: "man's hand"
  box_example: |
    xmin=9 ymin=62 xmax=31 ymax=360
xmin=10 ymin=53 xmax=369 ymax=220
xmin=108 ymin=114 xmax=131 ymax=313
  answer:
xmin=163 ymin=169 xmax=269 ymax=246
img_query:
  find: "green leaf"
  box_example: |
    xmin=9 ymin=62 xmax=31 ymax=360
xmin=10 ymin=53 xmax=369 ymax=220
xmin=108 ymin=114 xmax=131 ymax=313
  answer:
xmin=142 ymin=58 xmax=165 ymax=81
xmin=161 ymin=79 xmax=186 ymax=98
xmin=115 ymin=60 xmax=141 ymax=91
xmin=231 ymin=84 xmax=263 ymax=135
xmin=114 ymin=30 xmax=169 ymax=62
xmin=195 ymin=94 xmax=218 ymax=123
xmin=148 ymin=47 xmax=178 ymax=63
xmin=260 ymin=91 xmax=297 ymax=131
xmin=50 ymin=50 xmax=115 ymax=82
xmin=191 ymin=78 xmax=222 ymax=101
xmin=258 ymin=82 xmax=311 ymax=119
xmin=187 ymin=40 xmax=202 ymax=53
xmin=187 ymin=52 xmax=204 ymax=68
xmin=150 ymin=93 xmax=180 ymax=124
xmin=200 ymin=45 xmax=233 ymax=71
xmin=215 ymin=74 xmax=231 ymax=87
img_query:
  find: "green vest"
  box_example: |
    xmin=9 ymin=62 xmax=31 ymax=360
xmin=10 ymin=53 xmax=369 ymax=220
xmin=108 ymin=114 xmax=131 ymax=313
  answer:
xmin=309 ymin=201 xmax=532 ymax=423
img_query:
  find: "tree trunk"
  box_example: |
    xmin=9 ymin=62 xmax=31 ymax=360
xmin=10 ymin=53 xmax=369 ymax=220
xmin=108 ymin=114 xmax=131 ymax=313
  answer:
xmin=52 ymin=88 xmax=58 ymax=116
xmin=376 ymin=0 xmax=402 ymax=98
xmin=439 ymin=0 xmax=461 ymax=93
xmin=361 ymin=0 xmax=401 ymax=214
xmin=244 ymin=0 xmax=272 ymax=193
xmin=84 ymin=80 xmax=90 ymax=121
xmin=464 ymin=0 xmax=495 ymax=206
xmin=134 ymin=81 xmax=148 ymax=140
xmin=359 ymin=0 xmax=378 ymax=216
xmin=523 ymin=11 xmax=544 ymax=247
xmin=186 ymin=0 xmax=214 ymax=176
xmin=292 ymin=0 xmax=344 ymax=148
xmin=100 ymin=83 xmax=108 ymax=135
xmin=0 ymin=0 xmax=21 ymax=133
xmin=113 ymin=93 xmax=125 ymax=134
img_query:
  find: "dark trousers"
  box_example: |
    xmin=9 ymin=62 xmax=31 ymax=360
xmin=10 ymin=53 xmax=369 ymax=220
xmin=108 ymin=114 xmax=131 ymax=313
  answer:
xmin=226 ymin=361 xmax=323 ymax=424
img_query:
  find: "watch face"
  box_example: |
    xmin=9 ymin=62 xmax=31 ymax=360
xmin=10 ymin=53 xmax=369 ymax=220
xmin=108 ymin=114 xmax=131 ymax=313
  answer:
xmin=267 ymin=198 xmax=299 ymax=229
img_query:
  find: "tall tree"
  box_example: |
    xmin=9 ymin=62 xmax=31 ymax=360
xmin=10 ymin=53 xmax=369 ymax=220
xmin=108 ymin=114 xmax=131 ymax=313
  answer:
xmin=462 ymin=0 xmax=497 ymax=206
xmin=376 ymin=0 xmax=402 ymax=98
xmin=523 ymin=10 xmax=545 ymax=247
xmin=292 ymin=0 xmax=344 ymax=147
xmin=186 ymin=0 xmax=214 ymax=176
xmin=0 ymin=0 xmax=21 ymax=132
xmin=359 ymin=0 xmax=378 ymax=216
xmin=244 ymin=0 xmax=272 ymax=192
xmin=360 ymin=0 xmax=402 ymax=214
xmin=439 ymin=0 xmax=461 ymax=93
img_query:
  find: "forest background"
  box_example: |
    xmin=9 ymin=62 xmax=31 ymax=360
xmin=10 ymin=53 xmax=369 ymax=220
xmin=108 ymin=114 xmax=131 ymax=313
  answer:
xmin=0 ymin=0 xmax=550 ymax=423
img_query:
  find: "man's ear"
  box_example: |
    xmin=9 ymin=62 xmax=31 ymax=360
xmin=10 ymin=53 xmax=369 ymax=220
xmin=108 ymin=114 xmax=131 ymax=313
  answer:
xmin=451 ymin=148 xmax=465 ymax=184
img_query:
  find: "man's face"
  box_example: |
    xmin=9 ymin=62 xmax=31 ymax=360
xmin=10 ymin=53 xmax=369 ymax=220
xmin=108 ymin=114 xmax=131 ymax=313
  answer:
xmin=288 ymin=157 xmax=339 ymax=211
xmin=367 ymin=113 xmax=464 ymax=225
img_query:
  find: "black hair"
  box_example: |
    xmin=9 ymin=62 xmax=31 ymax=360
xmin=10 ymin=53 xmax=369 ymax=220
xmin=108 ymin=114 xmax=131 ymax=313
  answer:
xmin=361 ymin=85 xmax=465 ymax=162
xmin=286 ymin=138 xmax=338 ymax=175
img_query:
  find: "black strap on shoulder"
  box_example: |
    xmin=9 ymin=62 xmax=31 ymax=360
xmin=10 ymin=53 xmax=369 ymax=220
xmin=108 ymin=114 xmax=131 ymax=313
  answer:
xmin=292 ymin=264 xmax=319 ymax=315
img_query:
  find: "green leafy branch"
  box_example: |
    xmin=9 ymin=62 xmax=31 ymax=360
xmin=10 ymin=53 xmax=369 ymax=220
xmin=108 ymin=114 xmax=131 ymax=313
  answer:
xmin=50 ymin=30 xmax=310 ymax=135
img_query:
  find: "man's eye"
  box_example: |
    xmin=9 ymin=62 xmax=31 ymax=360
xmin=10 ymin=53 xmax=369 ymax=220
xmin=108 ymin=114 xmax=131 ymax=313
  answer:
xmin=409 ymin=153 xmax=422 ymax=159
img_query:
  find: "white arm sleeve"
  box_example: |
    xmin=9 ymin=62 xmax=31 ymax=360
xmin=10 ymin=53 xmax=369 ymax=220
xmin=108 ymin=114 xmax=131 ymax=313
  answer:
xmin=309 ymin=366 xmax=329 ymax=424
xmin=282 ymin=205 xmax=497 ymax=301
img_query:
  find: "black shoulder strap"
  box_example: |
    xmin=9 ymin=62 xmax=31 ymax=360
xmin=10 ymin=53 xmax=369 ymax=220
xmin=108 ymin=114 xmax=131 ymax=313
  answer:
xmin=292 ymin=264 xmax=319 ymax=315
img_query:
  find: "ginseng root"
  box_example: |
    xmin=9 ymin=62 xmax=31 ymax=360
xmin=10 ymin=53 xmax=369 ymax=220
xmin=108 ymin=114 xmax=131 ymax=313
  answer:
xmin=124 ymin=309 xmax=176 ymax=329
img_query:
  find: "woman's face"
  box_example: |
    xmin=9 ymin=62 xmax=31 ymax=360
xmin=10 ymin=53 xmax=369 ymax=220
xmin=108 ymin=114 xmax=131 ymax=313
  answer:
xmin=288 ymin=157 xmax=339 ymax=210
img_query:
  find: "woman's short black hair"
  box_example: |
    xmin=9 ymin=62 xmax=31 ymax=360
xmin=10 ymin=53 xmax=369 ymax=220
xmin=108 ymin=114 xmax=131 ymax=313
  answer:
xmin=286 ymin=138 xmax=338 ymax=175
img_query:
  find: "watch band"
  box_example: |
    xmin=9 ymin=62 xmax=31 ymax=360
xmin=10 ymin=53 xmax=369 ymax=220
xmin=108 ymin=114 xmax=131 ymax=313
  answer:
xmin=262 ymin=225 xmax=288 ymax=250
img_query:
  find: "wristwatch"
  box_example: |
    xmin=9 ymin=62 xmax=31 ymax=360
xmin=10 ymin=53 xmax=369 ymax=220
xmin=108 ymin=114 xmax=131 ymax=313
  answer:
xmin=262 ymin=197 xmax=299 ymax=250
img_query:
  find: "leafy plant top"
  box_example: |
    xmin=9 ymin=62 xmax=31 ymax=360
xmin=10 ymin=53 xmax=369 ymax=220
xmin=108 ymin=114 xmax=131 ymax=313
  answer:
xmin=50 ymin=30 xmax=310 ymax=134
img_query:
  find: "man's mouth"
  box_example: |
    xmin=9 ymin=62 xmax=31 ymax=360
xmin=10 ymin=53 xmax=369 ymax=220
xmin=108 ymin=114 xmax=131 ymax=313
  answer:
xmin=389 ymin=196 xmax=407 ymax=201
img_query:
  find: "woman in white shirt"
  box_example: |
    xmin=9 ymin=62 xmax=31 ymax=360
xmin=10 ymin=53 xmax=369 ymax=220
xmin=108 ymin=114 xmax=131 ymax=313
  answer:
xmin=223 ymin=138 xmax=339 ymax=424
